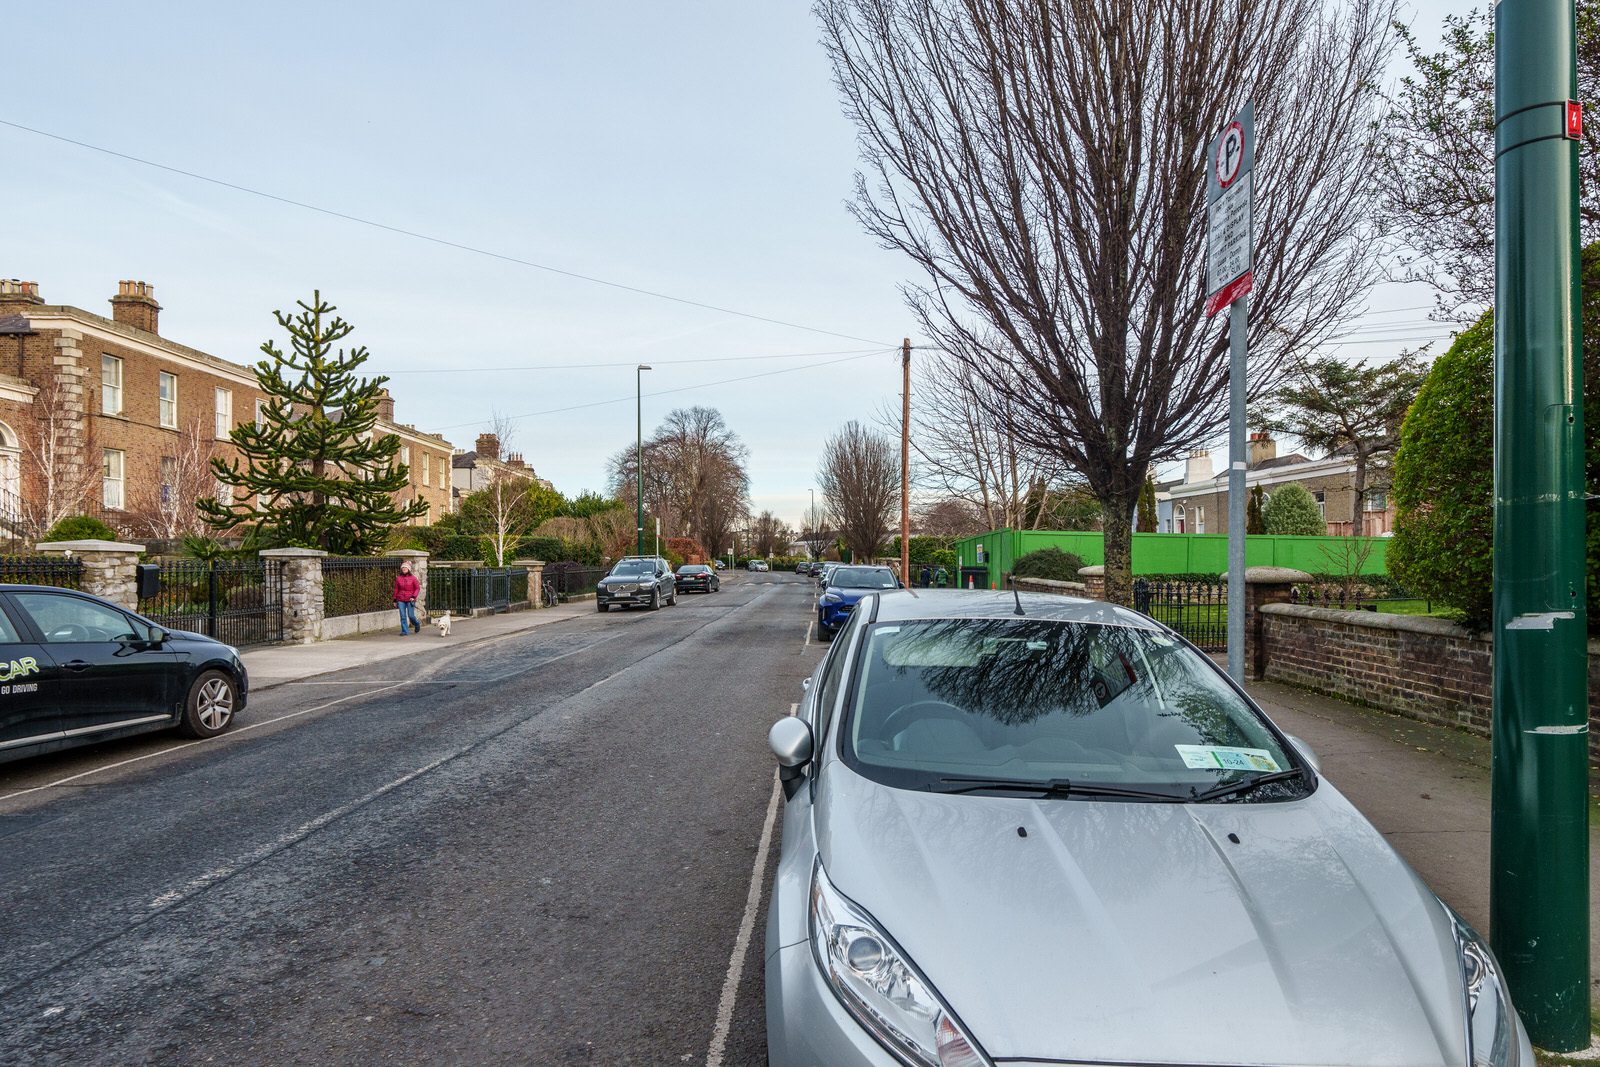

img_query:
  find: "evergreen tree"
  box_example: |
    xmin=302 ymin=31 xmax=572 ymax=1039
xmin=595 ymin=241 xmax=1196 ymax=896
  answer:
xmin=1246 ymin=485 xmax=1268 ymax=535
xmin=1262 ymin=483 xmax=1326 ymax=536
xmin=200 ymin=292 xmax=427 ymax=553
xmin=1135 ymin=476 xmax=1158 ymax=533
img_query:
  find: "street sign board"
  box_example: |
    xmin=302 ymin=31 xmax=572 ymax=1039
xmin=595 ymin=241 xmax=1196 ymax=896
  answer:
xmin=1205 ymin=104 xmax=1254 ymax=318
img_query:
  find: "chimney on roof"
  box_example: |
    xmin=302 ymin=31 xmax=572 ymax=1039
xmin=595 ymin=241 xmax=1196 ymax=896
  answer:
xmin=376 ymin=387 xmax=396 ymax=422
xmin=1247 ymin=431 xmax=1277 ymax=467
xmin=476 ymin=433 xmax=500 ymax=461
xmin=507 ymin=452 xmax=527 ymax=469
xmin=1183 ymin=450 xmax=1214 ymax=485
xmin=0 ymin=280 xmax=42 ymax=315
xmin=110 ymin=280 xmax=161 ymax=335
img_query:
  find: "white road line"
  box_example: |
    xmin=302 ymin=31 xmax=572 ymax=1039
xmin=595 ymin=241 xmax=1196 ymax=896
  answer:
xmin=803 ymin=619 xmax=813 ymax=647
xmin=705 ymin=771 xmax=782 ymax=1067
xmin=0 ymin=682 xmax=407 ymax=805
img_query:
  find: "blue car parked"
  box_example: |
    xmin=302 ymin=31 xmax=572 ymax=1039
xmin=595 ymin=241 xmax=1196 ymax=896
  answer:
xmin=816 ymin=565 xmax=900 ymax=640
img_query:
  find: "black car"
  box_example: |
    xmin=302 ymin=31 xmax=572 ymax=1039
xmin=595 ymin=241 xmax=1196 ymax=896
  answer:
xmin=0 ymin=584 xmax=248 ymax=766
xmin=596 ymin=557 xmax=677 ymax=612
xmin=795 ymin=561 xmax=813 ymax=575
xmin=676 ymin=564 xmax=720 ymax=593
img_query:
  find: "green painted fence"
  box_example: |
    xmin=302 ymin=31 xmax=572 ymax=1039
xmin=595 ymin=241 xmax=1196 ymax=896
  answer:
xmin=951 ymin=529 xmax=1389 ymax=589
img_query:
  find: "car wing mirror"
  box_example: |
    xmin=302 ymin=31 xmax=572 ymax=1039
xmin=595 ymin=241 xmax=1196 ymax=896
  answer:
xmin=801 ymin=676 xmax=812 ymax=690
xmin=1284 ymin=733 xmax=1321 ymax=774
xmin=769 ymin=717 xmax=814 ymax=800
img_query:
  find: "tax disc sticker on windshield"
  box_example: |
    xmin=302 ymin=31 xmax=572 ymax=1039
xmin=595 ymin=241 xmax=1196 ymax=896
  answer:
xmin=1174 ymin=745 xmax=1281 ymax=773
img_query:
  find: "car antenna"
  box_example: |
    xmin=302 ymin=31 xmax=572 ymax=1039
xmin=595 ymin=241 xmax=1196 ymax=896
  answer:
xmin=1007 ymin=575 xmax=1026 ymax=616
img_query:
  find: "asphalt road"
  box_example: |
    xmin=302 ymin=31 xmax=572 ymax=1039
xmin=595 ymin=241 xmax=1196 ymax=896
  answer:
xmin=0 ymin=570 xmax=822 ymax=1066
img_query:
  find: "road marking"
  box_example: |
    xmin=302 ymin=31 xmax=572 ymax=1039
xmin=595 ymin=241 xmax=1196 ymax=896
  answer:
xmin=705 ymin=771 xmax=782 ymax=1067
xmin=803 ymin=619 xmax=813 ymax=647
xmin=0 ymin=683 xmax=407 ymax=805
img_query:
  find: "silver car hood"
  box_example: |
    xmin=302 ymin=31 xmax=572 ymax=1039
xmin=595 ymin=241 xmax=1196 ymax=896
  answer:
xmin=815 ymin=765 xmax=1467 ymax=1066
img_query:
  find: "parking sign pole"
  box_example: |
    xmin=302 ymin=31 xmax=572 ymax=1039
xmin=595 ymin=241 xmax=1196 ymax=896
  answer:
xmin=1226 ymin=294 xmax=1247 ymax=683
xmin=1491 ymin=0 xmax=1589 ymax=1048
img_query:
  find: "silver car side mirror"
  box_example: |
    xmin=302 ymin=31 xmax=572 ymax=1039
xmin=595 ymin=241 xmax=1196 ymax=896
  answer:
xmin=801 ymin=677 xmax=812 ymax=690
xmin=770 ymin=717 xmax=814 ymax=800
xmin=1285 ymin=733 xmax=1321 ymax=774
xmin=769 ymin=717 xmax=813 ymax=767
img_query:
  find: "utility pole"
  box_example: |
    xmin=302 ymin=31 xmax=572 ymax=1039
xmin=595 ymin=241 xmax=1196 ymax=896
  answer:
xmin=1491 ymin=0 xmax=1588 ymax=1049
xmin=636 ymin=364 xmax=651 ymax=556
xmin=900 ymin=337 xmax=911 ymax=587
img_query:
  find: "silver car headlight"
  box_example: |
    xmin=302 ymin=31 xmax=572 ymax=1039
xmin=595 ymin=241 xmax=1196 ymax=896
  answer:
xmin=809 ymin=860 xmax=991 ymax=1067
xmin=1450 ymin=910 xmax=1520 ymax=1067
xmin=821 ymin=592 xmax=842 ymax=605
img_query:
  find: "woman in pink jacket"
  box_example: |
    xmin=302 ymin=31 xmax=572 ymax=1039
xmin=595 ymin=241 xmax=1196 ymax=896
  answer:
xmin=393 ymin=560 xmax=422 ymax=635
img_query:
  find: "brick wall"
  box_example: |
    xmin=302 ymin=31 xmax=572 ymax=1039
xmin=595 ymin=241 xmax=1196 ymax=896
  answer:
xmin=1260 ymin=603 xmax=1600 ymax=764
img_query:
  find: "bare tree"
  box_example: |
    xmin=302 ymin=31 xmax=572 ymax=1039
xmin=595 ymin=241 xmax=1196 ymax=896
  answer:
xmin=820 ymin=0 xmax=1395 ymax=602
xmin=916 ymin=497 xmax=983 ymax=538
xmin=887 ymin=340 xmax=1066 ymax=531
xmin=800 ymin=501 xmax=833 ymax=559
xmin=819 ymin=421 xmax=899 ymax=561
xmin=459 ymin=413 xmax=546 ymax=566
xmin=128 ymin=416 xmax=220 ymax=539
xmin=751 ymin=510 xmax=789 ymax=557
xmin=20 ymin=375 xmax=101 ymax=537
xmin=609 ymin=406 xmax=750 ymax=554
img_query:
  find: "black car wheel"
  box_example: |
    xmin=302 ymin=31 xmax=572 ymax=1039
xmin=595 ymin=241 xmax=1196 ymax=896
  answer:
xmin=177 ymin=669 xmax=238 ymax=738
xmin=649 ymin=589 xmax=661 ymax=611
xmin=597 ymin=601 xmax=608 ymax=613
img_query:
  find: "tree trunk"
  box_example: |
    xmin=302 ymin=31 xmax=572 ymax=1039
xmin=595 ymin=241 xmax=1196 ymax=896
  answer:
xmin=1101 ymin=491 xmax=1137 ymax=606
xmin=1349 ymin=453 xmax=1367 ymax=536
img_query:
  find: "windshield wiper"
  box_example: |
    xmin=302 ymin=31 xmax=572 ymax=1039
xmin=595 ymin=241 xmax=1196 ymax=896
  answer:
xmin=1190 ymin=767 xmax=1310 ymax=803
xmin=932 ymin=776 xmax=1180 ymax=802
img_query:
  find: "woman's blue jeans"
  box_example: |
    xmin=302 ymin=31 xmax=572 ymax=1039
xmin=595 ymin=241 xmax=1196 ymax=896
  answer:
xmin=397 ymin=600 xmax=419 ymax=634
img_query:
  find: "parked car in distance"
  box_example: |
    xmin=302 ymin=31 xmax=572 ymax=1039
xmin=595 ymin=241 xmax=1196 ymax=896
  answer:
xmin=0 ymin=584 xmax=248 ymax=765
xmin=765 ymin=589 xmax=1532 ymax=1067
xmin=815 ymin=561 xmax=843 ymax=589
xmin=747 ymin=559 xmax=770 ymax=572
xmin=596 ymin=557 xmax=676 ymax=612
xmin=795 ymin=561 xmax=813 ymax=575
xmin=675 ymin=564 xmax=720 ymax=594
xmin=712 ymin=559 xmax=726 ymax=570
xmin=815 ymin=565 xmax=899 ymax=640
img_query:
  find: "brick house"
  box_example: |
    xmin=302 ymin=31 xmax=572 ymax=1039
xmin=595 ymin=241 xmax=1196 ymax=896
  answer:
xmin=1163 ymin=432 xmax=1397 ymax=536
xmin=450 ymin=433 xmax=551 ymax=509
xmin=375 ymin=390 xmax=454 ymax=524
xmin=0 ymin=278 xmax=452 ymax=537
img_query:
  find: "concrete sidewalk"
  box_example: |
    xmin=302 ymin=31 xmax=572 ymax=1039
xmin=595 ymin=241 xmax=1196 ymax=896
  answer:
xmin=241 ymin=600 xmax=596 ymax=691
xmin=1249 ymin=679 xmax=1600 ymax=1011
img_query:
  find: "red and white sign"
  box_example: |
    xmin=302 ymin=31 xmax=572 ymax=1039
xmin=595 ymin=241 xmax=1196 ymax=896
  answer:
xmin=1205 ymin=107 xmax=1254 ymax=318
xmin=1567 ymin=100 xmax=1584 ymax=140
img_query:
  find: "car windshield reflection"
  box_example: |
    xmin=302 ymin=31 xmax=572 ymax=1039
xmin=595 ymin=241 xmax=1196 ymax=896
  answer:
xmin=841 ymin=618 xmax=1307 ymax=802
xmin=830 ymin=567 xmax=897 ymax=590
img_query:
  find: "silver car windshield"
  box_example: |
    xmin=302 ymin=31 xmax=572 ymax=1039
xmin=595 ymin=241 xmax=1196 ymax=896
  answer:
xmin=841 ymin=618 xmax=1304 ymax=800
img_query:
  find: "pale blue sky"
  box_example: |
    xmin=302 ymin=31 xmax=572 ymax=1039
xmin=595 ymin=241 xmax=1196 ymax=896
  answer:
xmin=6 ymin=0 xmax=1468 ymax=524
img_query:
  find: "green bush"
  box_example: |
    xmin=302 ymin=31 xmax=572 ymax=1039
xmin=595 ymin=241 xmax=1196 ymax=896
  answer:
xmin=43 ymin=515 xmax=118 ymax=543
xmin=1012 ymin=547 xmax=1086 ymax=581
xmin=1262 ymin=484 xmax=1324 ymax=535
xmin=1389 ymin=314 xmax=1495 ymax=626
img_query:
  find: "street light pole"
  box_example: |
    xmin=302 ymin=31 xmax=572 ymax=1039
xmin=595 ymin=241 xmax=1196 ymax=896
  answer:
xmin=1491 ymin=0 xmax=1588 ymax=1048
xmin=636 ymin=364 xmax=651 ymax=556
xmin=900 ymin=338 xmax=911 ymax=586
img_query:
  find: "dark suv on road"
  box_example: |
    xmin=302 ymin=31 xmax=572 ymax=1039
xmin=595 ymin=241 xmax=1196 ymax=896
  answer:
xmin=0 ymin=584 xmax=248 ymax=765
xmin=596 ymin=557 xmax=677 ymax=612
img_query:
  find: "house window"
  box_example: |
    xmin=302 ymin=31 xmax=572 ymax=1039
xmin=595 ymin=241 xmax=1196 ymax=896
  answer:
xmin=101 ymin=355 xmax=123 ymax=415
xmin=422 ymin=452 xmax=430 ymax=487
xmin=215 ymin=478 xmax=233 ymax=506
xmin=400 ymin=445 xmax=411 ymax=470
xmin=1175 ymin=504 xmax=1186 ymax=534
xmin=255 ymin=398 xmax=267 ymax=428
xmin=1195 ymin=506 xmax=1206 ymax=534
xmin=215 ymin=388 xmax=232 ymax=439
xmin=159 ymin=456 xmax=176 ymax=505
xmin=159 ymin=372 xmax=178 ymax=429
xmin=1313 ymin=490 xmax=1327 ymax=517
xmin=102 ymin=449 xmax=125 ymax=510
xmin=1363 ymin=491 xmax=1387 ymax=513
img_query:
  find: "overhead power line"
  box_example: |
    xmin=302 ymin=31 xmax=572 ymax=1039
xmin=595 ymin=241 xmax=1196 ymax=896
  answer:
xmin=386 ymin=346 xmax=886 ymax=375
xmin=0 ymin=118 xmax=894 ymax=349
xmin=427 ymin=348 xmax=893 ymax=434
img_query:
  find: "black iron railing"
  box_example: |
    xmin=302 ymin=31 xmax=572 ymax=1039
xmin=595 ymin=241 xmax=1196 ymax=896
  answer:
xmin=426 ymin=566 xmax=529 ymax=614
xmin=138 ymin=557 xmax=285 ymax=647
xmin=1133 ymin=577 xmax=1227 ymax=652
xmin=0 ymin=555 xmax=84 ymax=589
xmin=1291 ymin=582 xmax=1431 ymax=614
xmin=323 ymin=557 xmax=400 ymax=618
xmin=544 ymin=564 xmax=605 ymax=601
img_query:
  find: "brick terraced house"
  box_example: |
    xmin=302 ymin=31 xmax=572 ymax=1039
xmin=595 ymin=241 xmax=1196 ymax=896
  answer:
xmin=1163 ymin=432 xmax=1397 ymax=536
xmin=0 ymin=278 xmax=454 ymax=537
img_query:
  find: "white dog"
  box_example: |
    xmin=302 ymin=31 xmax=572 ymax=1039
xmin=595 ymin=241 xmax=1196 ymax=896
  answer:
xmin=435 ymin=610 xmax=452 ymax=637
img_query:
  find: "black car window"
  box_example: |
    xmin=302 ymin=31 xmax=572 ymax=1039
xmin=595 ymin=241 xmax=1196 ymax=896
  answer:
xmin=0 ymin=605 xmax=24 ymax=644
xmin=13 ymin=593 xmax=139 ymax=643
xmin=814 ymin=607 xmax=863 ymax=753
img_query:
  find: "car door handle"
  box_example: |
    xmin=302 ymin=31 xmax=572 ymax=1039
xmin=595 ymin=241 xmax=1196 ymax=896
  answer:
xmin=61 ymin=660 xmax=92 ymax=673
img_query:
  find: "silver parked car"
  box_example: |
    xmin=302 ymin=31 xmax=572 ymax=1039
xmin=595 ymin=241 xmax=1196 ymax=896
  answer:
xmin=765 ymin=590 xmax=1531 ymax=1067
